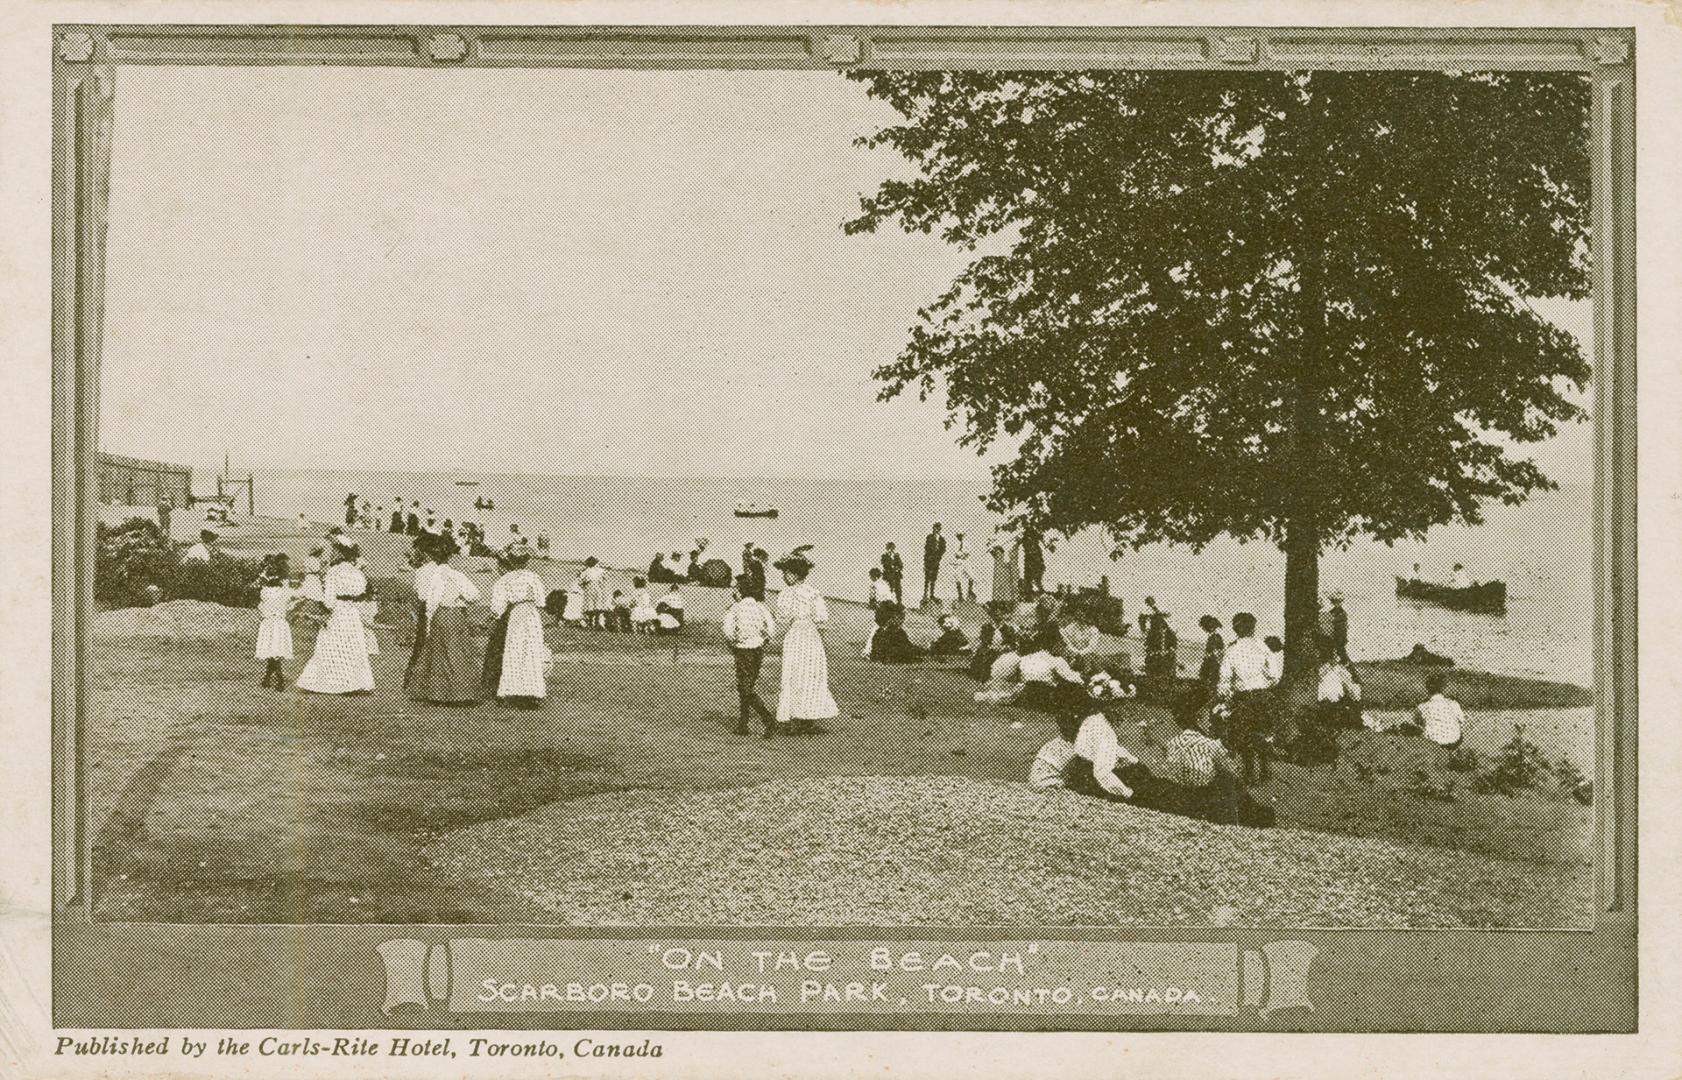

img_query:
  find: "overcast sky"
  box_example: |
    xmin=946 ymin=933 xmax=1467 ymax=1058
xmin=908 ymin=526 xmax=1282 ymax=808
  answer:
xmin=99 ymin=67 xmax=1593 ymax=483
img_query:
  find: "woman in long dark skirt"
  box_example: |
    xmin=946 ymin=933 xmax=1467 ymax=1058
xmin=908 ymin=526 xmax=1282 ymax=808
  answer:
xmin=408 ymin=536 xmax=482 ymax=705
xmin=403 ymin=538 xmax=437 ymax=690
xmin=480 ymin=550 xmax=514 ymax=698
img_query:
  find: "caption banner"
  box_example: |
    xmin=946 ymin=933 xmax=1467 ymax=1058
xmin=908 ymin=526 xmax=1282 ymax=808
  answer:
xmin=377 ymin=938 xmax=1316 ymax=1018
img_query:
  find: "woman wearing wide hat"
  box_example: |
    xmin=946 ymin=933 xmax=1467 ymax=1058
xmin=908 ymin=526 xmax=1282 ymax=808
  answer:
xmin=772 ymin=546 xmax=838 ymax=734
xmin=297 ymin=535 xmax=376 ymax=695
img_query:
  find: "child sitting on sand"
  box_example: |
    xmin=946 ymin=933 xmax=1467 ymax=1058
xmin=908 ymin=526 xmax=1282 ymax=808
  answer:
xmin=655 ymin=585 xmax=687 ymax=633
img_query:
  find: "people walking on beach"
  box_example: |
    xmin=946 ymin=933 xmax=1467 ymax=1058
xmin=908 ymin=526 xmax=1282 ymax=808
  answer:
xmin=880 ymin=542 xmax=905 ymax=604
xmin=1217 ymin=612 xmax=1281 ymax=784
xmin=1020 ymin=528 xmax=1045 ymax=596
xmin=403 ymin=537 xmax=439 ymax=690
xmin=950 ymin=531 xmax=976 ymax=603
xmin=774 ymin=547 xmax=839 ymax=735
xmin=922 ymin=523 xmax=946 ymax=604
xmin=388 ymin=506 xmax=404 ymax=533
xmin=256 ymin=561 xmax=301 ymax=689
xmin=297 ymin=537 xmax=376 ymax=695
xmin=406 ymin=502 xmax=421 ymax=535
xmin=722 ymin=574 xmax=778 ymax=737
xmin=487 ymin=546 xmax=549 ymax=709
xmin=408 ymin=535 xmax=481 ymax=705
xmin=578 ymin=558 xmax=610 ymax=629
xmin=344 ymin=493 xmax=358 ymax=528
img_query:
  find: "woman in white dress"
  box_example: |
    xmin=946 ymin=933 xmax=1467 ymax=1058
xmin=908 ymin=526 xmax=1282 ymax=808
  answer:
xmin=488 ymin=547 xmax=549 ymax=708
xmin=773 ymin=547 xmax=838 ymax=734
xmin=296 ymin=538 xmax=376 ymax=695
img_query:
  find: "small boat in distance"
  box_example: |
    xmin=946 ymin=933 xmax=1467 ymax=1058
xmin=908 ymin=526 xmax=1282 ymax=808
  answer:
xmin=734 ymin=501 xmax=779 ymax=519
xmin=1395 ymin=576 xmax=1507 ymax=614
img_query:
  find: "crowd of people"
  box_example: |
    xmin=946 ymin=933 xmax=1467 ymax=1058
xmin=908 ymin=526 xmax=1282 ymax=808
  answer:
xmin=241 ymin=503 xmax=1469 ymax=831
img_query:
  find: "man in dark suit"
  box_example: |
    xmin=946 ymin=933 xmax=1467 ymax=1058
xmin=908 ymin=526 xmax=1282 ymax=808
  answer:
xmin=922 ymin=523 xmax=946 ymax=603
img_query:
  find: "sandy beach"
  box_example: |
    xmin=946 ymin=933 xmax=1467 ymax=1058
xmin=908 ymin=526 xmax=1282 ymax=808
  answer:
xmin=87 ymin=507 xmax=1594 ymax=928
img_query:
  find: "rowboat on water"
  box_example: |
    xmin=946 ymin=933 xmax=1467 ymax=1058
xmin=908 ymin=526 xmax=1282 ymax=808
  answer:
xmin=1394 ymin=576 xmax=1507 ymax=614
xmin=734 ymin=501 xmax=778 ymax=519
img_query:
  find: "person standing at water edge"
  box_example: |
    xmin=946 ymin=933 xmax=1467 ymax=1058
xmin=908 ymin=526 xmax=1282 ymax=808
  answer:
xmin=774 ymin=547 xmax=838 ymax=735
xmin=344 ymin=492 xmax=358 ymax=528
xmin=880 ymin=542 xmax=904 ymax=604
xmin=950 ymin=531 xmax=976 ymax=603
xmin=922 ymin=523 xmax=946 ymax=604
xmin=488 ymin=547 xmax=549 ymax=709
xmin=297 ymin=537 xmax=375 ymax=695
xmin=989 ymin=541 xmax=1017 ymax=607
xmin=408 ymin=534 xmax=482 ymax=705
xmin=723 ymin=574 xmax=777 ymax=737
xmin=1020 ymin=528 xmax=1045 ymax=597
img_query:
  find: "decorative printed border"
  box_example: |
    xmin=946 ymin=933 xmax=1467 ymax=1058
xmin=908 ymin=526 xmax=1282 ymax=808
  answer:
xmin=50 ymin=23 xmax=1637 ymax=1033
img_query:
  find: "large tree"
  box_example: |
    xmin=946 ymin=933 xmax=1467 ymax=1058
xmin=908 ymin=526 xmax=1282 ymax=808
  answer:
xmin=846 ymin=71 xmax=1590 ymax=673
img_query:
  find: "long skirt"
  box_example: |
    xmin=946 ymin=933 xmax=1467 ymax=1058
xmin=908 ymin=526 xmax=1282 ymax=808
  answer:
xmin=481 ymin=610 xmax=510 ymax=696
xmin=297 ymin=604 xmax=375 ymax=694
xmin=409 ymin=606 xmax=479 ymax=704
xmin=255 ymin=615 xmax=293 ymax=660
xmin=403 ymin=603 xmax=427 ymax=689
xmin=777 ymin=620 xmax=838 ymax=724
xmin=496 ymin=603 xmax=548 ymax=700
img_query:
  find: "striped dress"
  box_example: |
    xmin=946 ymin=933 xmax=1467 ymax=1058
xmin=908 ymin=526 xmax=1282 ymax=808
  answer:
xmin=775 ymin=583 xmax=838 ymax=724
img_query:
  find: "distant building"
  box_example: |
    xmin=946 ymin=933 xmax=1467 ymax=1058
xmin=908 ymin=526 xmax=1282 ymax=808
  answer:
xmin=97 ymin=453 xmax=191 ymax=508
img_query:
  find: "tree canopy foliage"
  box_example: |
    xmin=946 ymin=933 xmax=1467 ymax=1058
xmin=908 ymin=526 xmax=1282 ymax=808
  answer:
xmin=846 ymin=71 xmax=1591 ymax=664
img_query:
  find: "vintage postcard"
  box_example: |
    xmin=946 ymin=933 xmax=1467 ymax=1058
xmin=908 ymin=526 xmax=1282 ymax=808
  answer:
xmin=1 ymin=0 xmax=1678 ymax=1077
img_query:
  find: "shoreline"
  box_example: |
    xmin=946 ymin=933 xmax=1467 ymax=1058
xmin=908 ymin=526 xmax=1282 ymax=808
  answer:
xmin=108 ymin=504 xmax=1591 ymax=699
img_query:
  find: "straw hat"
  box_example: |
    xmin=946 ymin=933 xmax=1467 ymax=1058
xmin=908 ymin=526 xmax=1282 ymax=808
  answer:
xmin=773 ymin=545 xmax=816 ymax=574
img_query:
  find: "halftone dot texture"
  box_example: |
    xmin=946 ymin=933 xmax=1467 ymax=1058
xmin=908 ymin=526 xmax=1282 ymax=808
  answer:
xmin=59 ymin=26 xmax=1635 ymax=1032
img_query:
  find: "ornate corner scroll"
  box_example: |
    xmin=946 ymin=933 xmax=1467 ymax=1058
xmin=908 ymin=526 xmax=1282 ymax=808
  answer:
xmin=1589 ymin=35 xmax=1631 ymax=65
xmin=58 ymin=31 xmax=95 ymax=63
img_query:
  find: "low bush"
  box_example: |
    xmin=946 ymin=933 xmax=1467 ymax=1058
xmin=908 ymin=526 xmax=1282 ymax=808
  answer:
xmin=96 ymin=516 xmax=264 ymax=609
xmin=1470 ymin=725 xmax=1550 ymax=796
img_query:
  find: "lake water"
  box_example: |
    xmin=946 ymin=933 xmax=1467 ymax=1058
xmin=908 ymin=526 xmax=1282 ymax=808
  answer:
xmin=248 ymin=469 xmax=1594 ymax=686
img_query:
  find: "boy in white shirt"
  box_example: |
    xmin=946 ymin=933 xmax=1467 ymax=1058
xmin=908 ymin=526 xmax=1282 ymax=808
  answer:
xmin=722 ymin=575 xmax=777 ymax=737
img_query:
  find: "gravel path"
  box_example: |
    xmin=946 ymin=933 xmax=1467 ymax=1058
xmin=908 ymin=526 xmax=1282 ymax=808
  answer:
xmin=425 ymin=775 xmax=1586 ymax=928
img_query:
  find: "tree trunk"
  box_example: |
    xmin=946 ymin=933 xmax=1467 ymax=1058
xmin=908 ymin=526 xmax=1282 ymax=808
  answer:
xmin=1282 ymin=511 xmax=1320 ymax=678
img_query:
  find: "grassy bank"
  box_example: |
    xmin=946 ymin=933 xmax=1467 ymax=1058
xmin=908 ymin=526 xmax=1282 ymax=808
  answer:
xmin=90 ymin=598 xmax=1591 ymax=926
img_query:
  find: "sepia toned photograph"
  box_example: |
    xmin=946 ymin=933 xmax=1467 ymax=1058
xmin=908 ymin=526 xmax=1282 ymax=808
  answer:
xmin=30 ymin=13 xmax=1655 ymax=1045
xmin=86 ymin=55 xmax=1602 ymax=932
